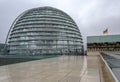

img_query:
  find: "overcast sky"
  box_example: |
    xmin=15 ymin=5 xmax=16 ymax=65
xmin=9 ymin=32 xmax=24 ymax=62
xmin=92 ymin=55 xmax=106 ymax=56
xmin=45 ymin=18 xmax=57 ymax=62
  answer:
xmin=0 ymin=0 xmax=120 ymax=47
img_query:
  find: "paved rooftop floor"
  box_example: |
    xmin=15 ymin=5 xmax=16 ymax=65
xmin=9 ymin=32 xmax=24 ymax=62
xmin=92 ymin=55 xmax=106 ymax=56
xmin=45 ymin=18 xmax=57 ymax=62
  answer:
xmin=0 ymin=56 xmax=101 ymax=82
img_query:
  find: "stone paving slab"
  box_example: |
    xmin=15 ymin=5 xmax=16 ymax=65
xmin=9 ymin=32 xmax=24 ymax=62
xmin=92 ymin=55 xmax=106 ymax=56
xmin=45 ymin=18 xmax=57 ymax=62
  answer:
xmin=0 ymin=56 xmax=102 ymax=82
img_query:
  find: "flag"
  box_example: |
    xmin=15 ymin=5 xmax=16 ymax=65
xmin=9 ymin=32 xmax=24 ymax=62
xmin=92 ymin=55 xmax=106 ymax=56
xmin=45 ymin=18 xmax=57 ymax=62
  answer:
xmin=103 ymin=28 xmax=108 ymax=34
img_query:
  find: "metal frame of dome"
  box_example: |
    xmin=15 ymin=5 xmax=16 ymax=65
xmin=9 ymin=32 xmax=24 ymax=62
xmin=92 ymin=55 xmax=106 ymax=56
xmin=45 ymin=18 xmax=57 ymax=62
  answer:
xmin=5 ymin=6 xmax=83 ymax=55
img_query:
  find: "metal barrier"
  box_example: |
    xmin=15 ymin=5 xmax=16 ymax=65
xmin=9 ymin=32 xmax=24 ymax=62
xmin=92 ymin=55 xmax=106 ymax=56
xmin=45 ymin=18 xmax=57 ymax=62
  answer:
xmin=99 ymin=55 xmax=119 ymax=82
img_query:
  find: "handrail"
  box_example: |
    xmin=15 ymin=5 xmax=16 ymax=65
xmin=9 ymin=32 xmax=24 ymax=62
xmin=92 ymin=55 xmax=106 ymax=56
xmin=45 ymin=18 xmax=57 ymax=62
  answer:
xmin=100 ymin=55 xmax=119 ymax=82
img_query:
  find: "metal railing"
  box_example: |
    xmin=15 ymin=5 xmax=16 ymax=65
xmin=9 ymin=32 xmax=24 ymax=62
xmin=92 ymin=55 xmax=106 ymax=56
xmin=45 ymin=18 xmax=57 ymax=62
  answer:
xmin=100 ymin=54 xmax=119 ymax=82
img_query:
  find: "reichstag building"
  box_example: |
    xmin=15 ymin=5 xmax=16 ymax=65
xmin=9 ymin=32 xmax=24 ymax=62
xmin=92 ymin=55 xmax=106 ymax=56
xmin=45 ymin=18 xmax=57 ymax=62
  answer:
xmin=6 ymin=7 xmax=83 ymax=55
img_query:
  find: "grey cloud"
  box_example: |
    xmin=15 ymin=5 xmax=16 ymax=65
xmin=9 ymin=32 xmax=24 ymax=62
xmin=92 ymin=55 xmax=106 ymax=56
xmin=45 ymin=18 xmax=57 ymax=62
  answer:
xmin=0 ymin=0 xmax=120 ymax=49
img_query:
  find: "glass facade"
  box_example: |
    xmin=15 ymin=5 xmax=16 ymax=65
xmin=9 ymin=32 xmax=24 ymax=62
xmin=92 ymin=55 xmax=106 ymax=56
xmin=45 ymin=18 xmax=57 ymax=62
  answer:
xmin=7 ymin=7 xmax=83 ymax=55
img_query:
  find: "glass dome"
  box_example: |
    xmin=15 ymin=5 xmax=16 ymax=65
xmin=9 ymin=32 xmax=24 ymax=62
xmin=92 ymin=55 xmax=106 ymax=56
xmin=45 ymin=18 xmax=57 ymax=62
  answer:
xmin=6 ymin=7 xmax=83 ymax=55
